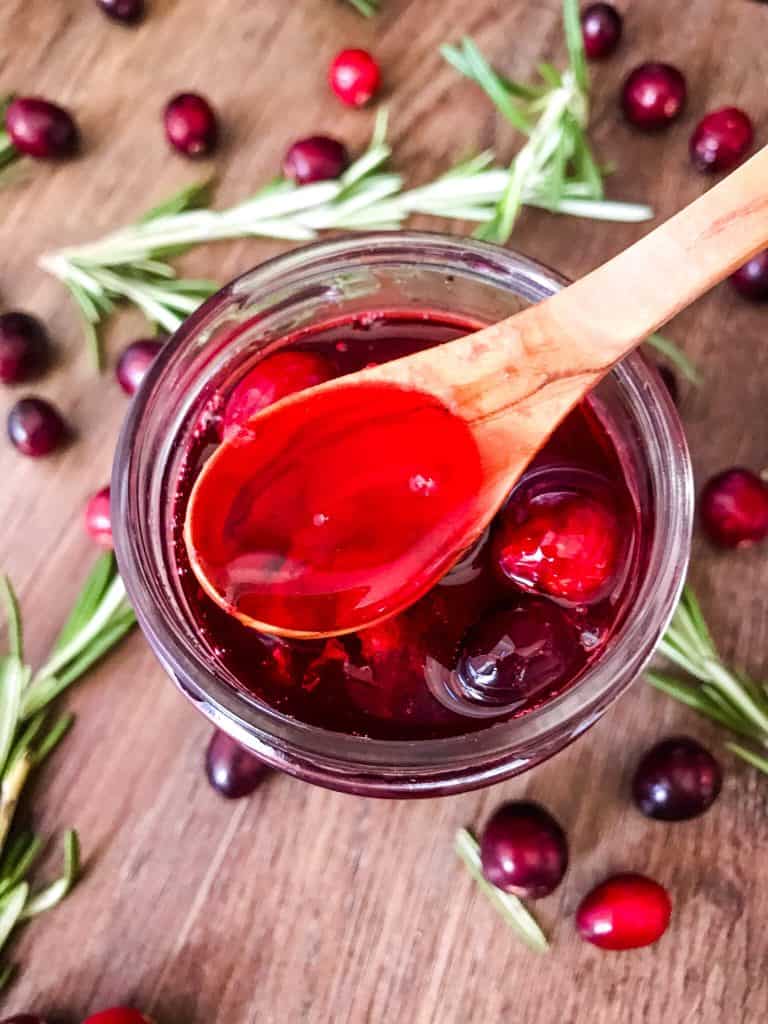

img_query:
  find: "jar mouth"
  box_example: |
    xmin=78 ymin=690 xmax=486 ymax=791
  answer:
xmin=113 ymin=231 xmax=693 ymax=796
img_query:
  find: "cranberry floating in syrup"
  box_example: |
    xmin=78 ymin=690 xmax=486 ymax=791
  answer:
xmin=222 ymin=351 xmax=335 ymax=438
xmin=493 ymin=492 xmax=621 ymax=602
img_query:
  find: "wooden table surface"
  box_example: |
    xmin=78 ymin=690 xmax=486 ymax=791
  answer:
xmin=1 ymin=1 xmax=768 ymax=1021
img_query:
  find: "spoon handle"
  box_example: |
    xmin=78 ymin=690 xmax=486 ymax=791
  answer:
xmin=517 ymin=142 xmax=768 ymax=367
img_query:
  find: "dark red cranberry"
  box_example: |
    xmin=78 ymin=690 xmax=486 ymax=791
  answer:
xmin=0 ymin=312 xmax=51 ymax=384
xmin=115 ymin=338 xmax=163 ymax=396
xmin=0 ymin=1016 xmax=48 ymax=1024
xmin=5 ymin=97 xmax=79 ymax=159
xmin=7 ymin=397 xmax=67 ymax=457
xmin=81 ymin=1010 xmax=151 ymax=1024
xmin=690 ymin=107 xmax=753 ymax=173
xmin=222 ymin=351 xmax=335 ymax=436
xmin=493 ymin=494 xmax=620 ymax=603
xmin=164 ymin=93 xmax=219 ymax=157
xmin=700 ymin=468 xmax=768 ymax=548
xmin=621 ymin=63 xmax=686 ymax=130
xmin=577 ymin=873 xmax=672 ymax=950
xmin=85 ymin=485 xmax=113 ymax=548
xmin=730 ymin=250 xmax=768 ymax=301
xmin=456 ymin=598 xmax=581 ymax=708
xmin=205 ymin=730 xmax=270 ymax=799
xmin=283 ymin=136 xmax=349 ymax=185
xmin=657 ymin=364 xmax=679 ymax=405
xmin=581 ymin=3 xmax=623 ymax=59
xmin=329 ymin=49 xmax=381 ymax=108
xmin=633 ymin=736 xmax=722 ymax=821
xmin=96 ymin=0 xmax=145 ymax=22
xmin=480 ymin=801 xmax=568 ymax=899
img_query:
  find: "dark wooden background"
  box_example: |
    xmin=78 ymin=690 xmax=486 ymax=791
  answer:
xmin=1 ymin=1 xmax=767 ymax=1021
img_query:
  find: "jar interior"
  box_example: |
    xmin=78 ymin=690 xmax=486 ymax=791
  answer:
xmin=115 ymin=235 xmax=691 ymax=794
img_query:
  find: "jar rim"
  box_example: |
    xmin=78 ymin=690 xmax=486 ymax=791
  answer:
xmin=112 ymin=231 xmax=693 ymax=796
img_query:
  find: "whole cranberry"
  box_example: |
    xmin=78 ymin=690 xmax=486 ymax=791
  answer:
xmin=329 ymin=49 xmax=381 ymax=108
xmin=283 ymin=136 xmax=349 ymax=185
xmin=456 ymin=598 xmax=581 ymax=708
xmin=0 ymin=312 xmax=51 ymax=384
xmin=5 ymin=97 xmax=79 ymax=159
xmin=699 ymin=468 xmax=768 ymax=548
xmin=7 ymin=397 xmax=67 ymax=457
xmin=690 ymin=107 xmax=753 ymax=173
xmin=96 ymin=0 xmax=145 ymax=22
xmin=730 ymin=250 xmax=768 ymax=301
xmin=581 ymin=3 xmax=623 ymax=60
xmin=206 ymin=730 xmax=270 ymax=799
xmin=576 ymin=873 xmax=672 ymax=950
xmin=633 ymin=736 xmax=722 ymax=821
xmin=480 ymin=801 xmax=568 ymax=899
xmin=85 ymin=485 xmax=113 ymax=548
xmin=493 ymin=493 xmax=620 ymax=603
xmin=222 ymin=351 xmax=335 ymax=436
xmin=81 ymin=1009 xmax=152 ymax=1024
xmin=164 ymin=93 xmax=218 ymax=157
xmin=621 ymin=63 xmax=687 ymax=130
xmin=115 ymin=338 xmax=163 ymax=396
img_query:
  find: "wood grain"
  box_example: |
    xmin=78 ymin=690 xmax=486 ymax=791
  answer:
xmin=1 ymin=1 xmax=767 ymax=1021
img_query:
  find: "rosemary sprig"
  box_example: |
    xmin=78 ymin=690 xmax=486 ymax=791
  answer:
xmin=0 ymin=554 xmax=135 ymax=986
xmin=441 ymin=0 xmax=648 ymax=244
xmin=455 ymin=828 xmax=549 ymax=953
xmin=42 ymin=99 xmax=658 ymax=369
xmin=648 ymin=586 xmax=768 ymax=773
xmin=343 ymin=0 xmax=379 ymax=14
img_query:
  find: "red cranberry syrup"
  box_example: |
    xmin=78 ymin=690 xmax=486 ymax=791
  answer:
xmin=172 ymin=312 xmax=643 ymax=740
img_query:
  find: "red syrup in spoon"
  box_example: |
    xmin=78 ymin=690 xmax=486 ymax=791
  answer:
xmin=172 ymin=311 xmax=644 ymax=740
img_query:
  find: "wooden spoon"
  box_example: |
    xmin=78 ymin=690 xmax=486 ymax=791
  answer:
xmin=185 ymin=145 xmax=768 ymax=640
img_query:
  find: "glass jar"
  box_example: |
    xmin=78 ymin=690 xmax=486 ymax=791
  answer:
xmin=112 ymin=232 xmax=693 ymax=797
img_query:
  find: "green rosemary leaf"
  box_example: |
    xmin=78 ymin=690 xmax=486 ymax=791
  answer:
xmin=455 ymin=828 xmax=549 ymax=953
xmin=0 ymin=659 xmax=24 ymax=778
xmin=441 ymin=40 xmax=534 ymax=134
xmin=4 ymin=712 xmax=47 ymax=778
xmin=562 ymin=0 xmax=589 ymax=95
xmin=646 ymin=671 xmax=744 ymax=732
xmin=140 ymin=180 xmax=212 ymax=224
xmin=344 ymin=0 xmax=379 ymax=15
xmin=647 ymin=333 xmax=700 ymax=385
xmin=0 ymin=830 xmax=35 ymax=880
xmin=20 ymin=830 xmax=79 ymax=920
xmin=725 ymin=742 xmax=768 ymax=775
xmin=0 ymin=963 xmax=16 ymax=992
xmin=53 ymin=552 xmax=115 ymax=654
xmin=24 ymin=614 xmax=135 ymax=719
xmin=31 ymin=713 xmax=74 ymax=767
xmin=0 ymin=578 xmax=22 ymax=662
xmin=0 ymin=883 xmax=28 ymax=955
xmin=0 ymin=835 xmax=43 ymax=899
xmin=537 ymin=62 xmax=563 ymax=89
